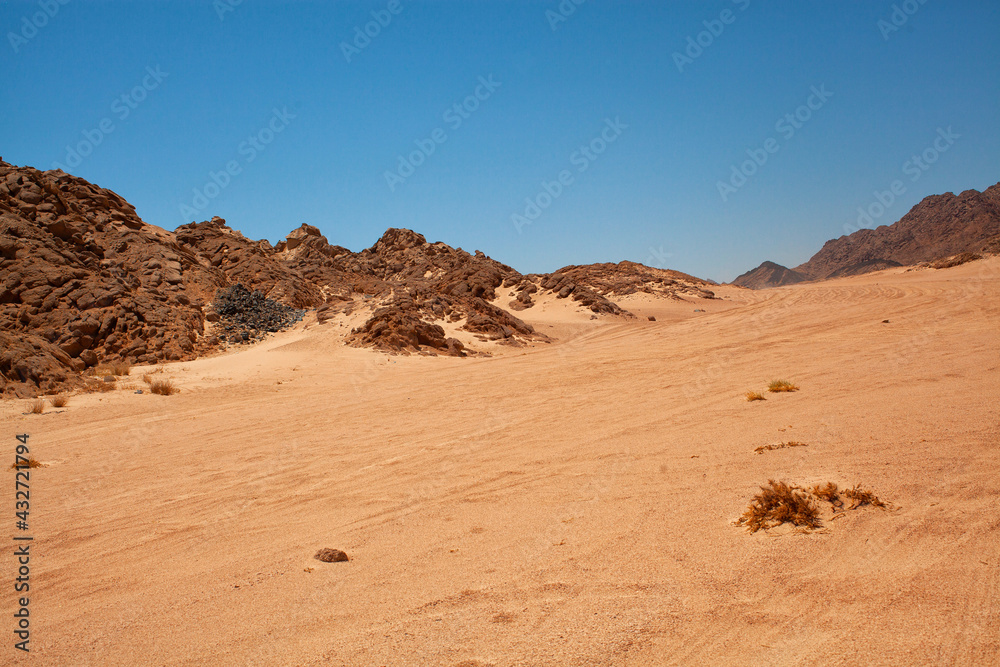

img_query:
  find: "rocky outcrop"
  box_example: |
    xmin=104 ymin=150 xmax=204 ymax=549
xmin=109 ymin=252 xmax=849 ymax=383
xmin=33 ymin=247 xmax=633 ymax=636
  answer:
xmin=514 ymin=261 xmax=716 ymax=310
xmin=0 ymin=162 xmax=218 ymax=396
xmin=176 ymin=217 xmax=324 ymax=308
xmin=345 ymin=296 xmax=465 ymax=357
xmin=2 ymin=160 xmax=716 ymax=395
xmin=731 ymin=261 xmax=809 ymax=289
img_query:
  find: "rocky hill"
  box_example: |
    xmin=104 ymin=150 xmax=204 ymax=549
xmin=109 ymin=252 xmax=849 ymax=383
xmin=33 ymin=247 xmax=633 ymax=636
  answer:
xmin=793 ymin=185 xmax=1000 ymax=280
xmin=2 ymin=160 xmax=717 ymax=396
xmin=1 ymin=162 xmax=223 ymax=396
xmin=734 ymin=183 xmax=1000 ymax=288
xmin=731 ymin=261 xmax=808 ymax=289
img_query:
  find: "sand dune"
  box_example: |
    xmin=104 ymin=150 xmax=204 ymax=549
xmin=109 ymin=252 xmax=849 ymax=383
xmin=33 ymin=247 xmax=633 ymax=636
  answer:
xmin=3 ymin=258 xmax=999 ymax=666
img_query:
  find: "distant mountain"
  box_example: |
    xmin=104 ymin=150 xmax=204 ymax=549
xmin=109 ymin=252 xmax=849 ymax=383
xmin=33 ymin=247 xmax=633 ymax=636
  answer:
xmin=731 ymin=261 xmax=808 ymax=289
xmin=794 ymin=184 xmax=1000 ymax=280
xmin=734 ymin=183 xmax=1000 ymax=288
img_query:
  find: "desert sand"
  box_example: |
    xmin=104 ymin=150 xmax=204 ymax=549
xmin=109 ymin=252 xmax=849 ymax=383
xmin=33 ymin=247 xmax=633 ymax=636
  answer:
xmin=3 ymin=258 xmax=999 ymax=666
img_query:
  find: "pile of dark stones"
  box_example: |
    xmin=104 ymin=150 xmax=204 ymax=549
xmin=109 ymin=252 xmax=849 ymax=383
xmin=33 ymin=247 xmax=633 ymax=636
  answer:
xmin=212 ymin=283 xmax=304 ymax=343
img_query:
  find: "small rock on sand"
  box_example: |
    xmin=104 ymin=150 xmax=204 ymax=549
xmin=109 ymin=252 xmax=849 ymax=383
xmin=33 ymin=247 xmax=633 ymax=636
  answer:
xmin=314 ymin=548 xmax=349 ymax=563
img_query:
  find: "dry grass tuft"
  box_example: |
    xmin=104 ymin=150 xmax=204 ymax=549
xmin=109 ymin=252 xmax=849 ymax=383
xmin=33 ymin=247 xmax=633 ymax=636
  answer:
xmin=92 ymin=361 xmax=131 ymax=377
xmin=28 ymin=398 xmax=45 ymax=414
xmin=49 ymin=395 xmax=69 ymax=408
xmin=97 ymin=380 xmax=116 ymax=392
xmin=745 ymin=390 xmax=766 ymax=402
xmin=10 ymin=457 xmax=42 ymax=470
xmin=142 ymin=374 xmax=153 ymax=385
xmin=843 ymin=485 xmax=886 ymax=509
xmin=737 ymin=480 xmax=820 ymax=533
xmin=149 ymin=379 xmax=177 ymax=396
xmin=767 ymin=379 xmax=799 ymax=393
xmin=754 ymin=441 xmax=807 ymax=454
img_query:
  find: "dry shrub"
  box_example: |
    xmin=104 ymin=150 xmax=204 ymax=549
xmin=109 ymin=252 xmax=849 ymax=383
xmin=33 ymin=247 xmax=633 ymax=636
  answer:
xmin=843 ymin=485 xmax=886 ymax=509
xmin=93 ymin=361 xmax=131 ymax=377
xmin=149 ymin=379 xmax=177 ymax=396
xmin=738 ymin=481 xmax=889 ymax=533
xmin=811 ymin=482 xmax=843 ymax=509
xmin=755 ymin=441 xmax=807 ymax=454
xmin=10 ymin=458 xmax=42 ymax=470
xmin=50 ymin=395 xmax=69 ymax=408
xmin=142 ymin=374 xmax=153 ymax=385
xmin=738 ymin=480 xmax=820 ymax=533
xmin=745 ymin=390 xmax=766 ymax=402
xmin=28 ymin=399 xmax=45 ymax=414
xmin=97 ymin=380 xmax=116 ymax=393
xmin=768 ymin=380 xmax=799 ymax=393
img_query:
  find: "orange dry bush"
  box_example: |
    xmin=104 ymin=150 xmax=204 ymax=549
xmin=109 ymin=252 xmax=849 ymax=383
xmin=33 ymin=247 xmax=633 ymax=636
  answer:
xmin=843 ymin=485 xmax=886 ymax=509
xmin=149 ymin=379 xmax=177 ymax=396
xmin=738 ymin=480 xmax=821 ymax=533
xmin=50 ymin=395 xmax=69 ymax=408
xmin=811 ymin=482 xmax=843 ymax=509
xmin=767 ymin=380 xmax=799 ymax=393
xmin=28 ymin=399 xmax=45 ymax=414
xmin=745 ymin=391 xmax=766 ymax=402
xmin=10 ymin=458 xmax=42 ymax=470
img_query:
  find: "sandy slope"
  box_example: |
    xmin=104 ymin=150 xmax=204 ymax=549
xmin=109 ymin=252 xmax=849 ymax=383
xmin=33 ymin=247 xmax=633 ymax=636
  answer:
xmin=2 ymin=259 xmax=998 ymax=666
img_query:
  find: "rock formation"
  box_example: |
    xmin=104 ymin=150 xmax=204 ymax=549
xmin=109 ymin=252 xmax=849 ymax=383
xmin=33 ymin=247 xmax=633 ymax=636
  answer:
xmin=734 ymin=183 xmax=1000 ymax=288
xmin=0 ymin=160 xmax=719 ymax=395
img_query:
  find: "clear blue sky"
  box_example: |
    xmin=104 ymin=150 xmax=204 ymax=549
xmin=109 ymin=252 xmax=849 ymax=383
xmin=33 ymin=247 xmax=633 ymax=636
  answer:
xmin=2 ymin=1 xmax=998 ymax=281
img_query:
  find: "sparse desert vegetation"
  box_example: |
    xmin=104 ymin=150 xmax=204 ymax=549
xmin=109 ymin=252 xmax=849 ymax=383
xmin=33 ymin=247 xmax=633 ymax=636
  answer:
xmin=768 ymin=379 xmax=799 ymax=392
xmin=738 ymin=480 xmax=889 ymax=533
xmin=149 ymin=379 xmax=178 ymax=396
xmin=843 ymin=485 xmax=887 ymax=509
xmin=50 ymin=395 xmax=69 ymax=408
xmin=745 ymin=390 xmax=766 ymax=402
xmin=738 ymin=480 xmax=820 ymax=533
xmin=10 ymin=457 xmax=42 ymax=470
xmin=90 ymin=361 xmax=132 ymax=377
xmin=810 ymin=482 xmax=843 ymax=507
xmin=754 ymin=441 xmax=807 ymax=454
xmin=28 ymin=398 xmax=45 ymax=414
